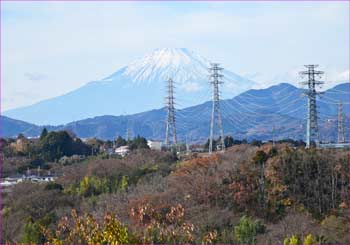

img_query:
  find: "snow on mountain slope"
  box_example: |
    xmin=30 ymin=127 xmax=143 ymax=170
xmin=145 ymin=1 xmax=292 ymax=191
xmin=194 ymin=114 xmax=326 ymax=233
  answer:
xmin=4 ymin=48 xmax=256 ymax=125
xmin=100 ymin=48 xmax=255 ymax=96
xmin=104 ymin=48 xmax=209 ymax=84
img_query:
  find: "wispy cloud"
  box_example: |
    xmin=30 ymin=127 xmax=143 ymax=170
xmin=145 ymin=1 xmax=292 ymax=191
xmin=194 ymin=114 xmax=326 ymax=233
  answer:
xmin=24 ymin=72 xmax=48 ymax=82
xmin=180 ymin=82 xmax=202 ymax=93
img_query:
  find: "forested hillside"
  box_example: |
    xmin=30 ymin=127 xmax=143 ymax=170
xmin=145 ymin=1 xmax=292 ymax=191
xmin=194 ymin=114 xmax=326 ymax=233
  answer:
xmin=1 ymin=143 xmax=349 ymax=244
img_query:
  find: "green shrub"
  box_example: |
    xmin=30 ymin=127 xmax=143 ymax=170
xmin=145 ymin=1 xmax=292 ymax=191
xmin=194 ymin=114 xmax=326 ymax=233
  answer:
xmin=304 ymin=234 xmax=317 ymax=245
xmin=21 ymin=213 xmax=56 ymax=244
xmin=45 ymin=182 xmax=63 ymax=191
xmin=284 ymin=235 xmax=300 ymax=245
xmin=234 ymin=216 xmax=265 ymax=244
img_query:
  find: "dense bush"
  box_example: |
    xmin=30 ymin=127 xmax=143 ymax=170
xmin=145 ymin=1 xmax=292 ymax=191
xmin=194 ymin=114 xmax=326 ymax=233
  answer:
xmin=127 ymin=135 xmax=149 ymax=150
xmin=276 ymin=148 xmax=350 ymax=218
xmin=234 ymin=216 xmax=265 ymax=244
xmin=40 ymin=131 xmax=91 ymax=161
xmin=65 ymin=175 xmax=129 ymax=197
xmin=21 ymin=213 xmax=56 ymax=244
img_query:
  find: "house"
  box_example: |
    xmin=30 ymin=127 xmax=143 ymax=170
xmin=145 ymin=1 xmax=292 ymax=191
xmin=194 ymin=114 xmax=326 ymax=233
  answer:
xmin=147 ymin=140 xmax=162 ymax=150
xmin=0 ymin=174 xmax=25 ymax=187
xmin=115 ymin=145 xmax=130 ymax=157
xmin=0 ymin=174 xmax=57 ymax=189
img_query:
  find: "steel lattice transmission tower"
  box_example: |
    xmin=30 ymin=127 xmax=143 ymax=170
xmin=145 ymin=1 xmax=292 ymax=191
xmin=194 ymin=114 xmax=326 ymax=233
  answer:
xmin=300 ymin=65 xmax=324 ymax=148
xmin=337 ymin=101 xmax=345 ymax=143
xmin=126 ymin=127 xmax=132 ymax=141
xmin=165 ymin=78 xmax=177 ymax=147
xmin=209 ymin=63 xmax=225 ymax=154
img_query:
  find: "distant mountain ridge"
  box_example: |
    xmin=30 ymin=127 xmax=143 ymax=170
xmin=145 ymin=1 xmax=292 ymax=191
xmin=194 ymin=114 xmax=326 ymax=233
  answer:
xmin=3 ymin=48 xmax=256 ymax=125
xmin=2 ymin=82 xmax=349 ymax=143
xmin=1 ymin=116 xmax=55 ymax=138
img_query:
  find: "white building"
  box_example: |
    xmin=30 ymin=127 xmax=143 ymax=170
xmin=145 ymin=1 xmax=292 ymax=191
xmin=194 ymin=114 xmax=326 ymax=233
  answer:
xmin=147 ymin=140 xmax=162 ymax=150
xmin=115 ymin=145 xmax=130 ymax=157
xmin=0 ymin=174 xmax=57 ymax=188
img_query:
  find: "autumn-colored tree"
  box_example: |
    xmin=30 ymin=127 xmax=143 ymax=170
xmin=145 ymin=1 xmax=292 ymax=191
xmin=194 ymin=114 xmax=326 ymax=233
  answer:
xmin=43 ymin=209 xmax=135 ymax=244
xmin=130 ymin=202 xmax=195 ymax=244
xmin=202 ymin=230 xmax=218 ymax=244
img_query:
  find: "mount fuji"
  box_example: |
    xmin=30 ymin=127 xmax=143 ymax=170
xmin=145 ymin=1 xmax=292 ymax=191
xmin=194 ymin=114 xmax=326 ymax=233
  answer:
xmin=4 ymin=48 xmax=256 ymax=125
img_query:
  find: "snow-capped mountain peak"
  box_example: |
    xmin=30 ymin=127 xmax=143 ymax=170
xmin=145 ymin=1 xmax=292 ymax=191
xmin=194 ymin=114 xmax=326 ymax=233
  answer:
xmin=103 ymin=48 xmax=210 ymax=84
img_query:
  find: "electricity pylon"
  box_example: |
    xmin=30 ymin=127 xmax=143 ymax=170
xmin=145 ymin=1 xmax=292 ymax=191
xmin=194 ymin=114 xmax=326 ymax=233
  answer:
xmin=185 ymin=135 xmax=190 ymax=155
xmin=126 ymin=127 xmax=132 ymax=141
xmin=300 ymin=65 xmax=324 ymax=148
xmin=165 ymin=78 xmax=177 ymax=147
xmin=338 ymin=101 xmax=345 ymax=143
xmin=209 ymin=63 xmax=225 ymax=154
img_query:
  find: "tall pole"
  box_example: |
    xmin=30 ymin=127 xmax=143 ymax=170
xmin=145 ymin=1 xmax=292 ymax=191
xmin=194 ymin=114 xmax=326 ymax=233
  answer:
xmin=165 ymin=78 xmax=177 ymax=147
xmin=209 ymin=63 xmax=225 ymax=154
xmin=126 ymin=128 xmax=132 ymax=141
xmin=186 ymin=135 xmax=190 ymax=155
xmin=338 ymin=101 xmax=345 ymax=143
xmin=300 ymin=65 xmax=324 ymax=148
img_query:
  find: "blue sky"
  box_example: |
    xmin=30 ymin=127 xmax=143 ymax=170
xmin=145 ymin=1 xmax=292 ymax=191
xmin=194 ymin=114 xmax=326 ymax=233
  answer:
xmin=1 ymin=1 xmax=349 ymax=111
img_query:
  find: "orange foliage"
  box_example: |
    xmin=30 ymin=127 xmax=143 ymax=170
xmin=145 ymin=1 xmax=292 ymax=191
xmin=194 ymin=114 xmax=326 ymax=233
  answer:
xmin=130 ymin=202 xmax=195 ymax=244
xmin=173 ymin=154 xmax=221 ymax=176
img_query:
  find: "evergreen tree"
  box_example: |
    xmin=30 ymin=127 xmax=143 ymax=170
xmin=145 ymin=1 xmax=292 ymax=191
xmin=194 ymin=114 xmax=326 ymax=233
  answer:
xmin=17 ymin=133 xmax=25 ymax=139
xmin=40 ymin=128 xmax=48 ymax=140
xmin=234 ymin=216 xmax=265 ymax=244
xmin=128 ymin=135 xmax=149 ymax=150
xmin=224 ymin=136 xmax=234 ymax=148
xmin=204 ymin=138 xmax=217 ymax=151
xmin=115 ymin=136 xmax=127 ymax=148
xmin=39 ymin=131 xmax=90 ymax=161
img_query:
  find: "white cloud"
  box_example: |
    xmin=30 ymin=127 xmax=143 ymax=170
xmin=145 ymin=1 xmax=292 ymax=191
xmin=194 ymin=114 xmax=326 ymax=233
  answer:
xmin=321 ymin=69 xmax=350 ymax=90
xmin=24 ymin=72 xmax=48 ymax=82
xmin=249 ymin=67 xmax=349 ymax=90
xmin=226 ymin=81 xmax=241 ymax=91
xmin=333 ymin=69 xmax=349 ymax=82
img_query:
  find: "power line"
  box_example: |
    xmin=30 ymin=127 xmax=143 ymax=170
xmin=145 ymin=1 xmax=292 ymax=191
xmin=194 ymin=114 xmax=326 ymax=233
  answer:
xmin=242 ymin=84 xmax=293 ymax=100
xmin=319 ymin=95 xmax=350 ymax=104
xmin=326 ymin=88 xmax=350 ymax=94
xmin=237 ymin=89 xmax=303 ymax=110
